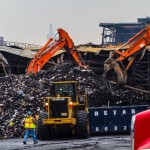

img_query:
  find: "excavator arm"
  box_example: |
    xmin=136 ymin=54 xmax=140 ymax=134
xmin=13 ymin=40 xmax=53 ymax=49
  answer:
xmin=27 ymin=28 xmax=86 ymax=74
xmin=103 ymin=25 xmax=150 ymax=91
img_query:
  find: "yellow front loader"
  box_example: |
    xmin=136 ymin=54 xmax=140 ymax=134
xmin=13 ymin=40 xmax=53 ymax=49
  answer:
xmin=36 ymin=81 xmax=89 ymax=140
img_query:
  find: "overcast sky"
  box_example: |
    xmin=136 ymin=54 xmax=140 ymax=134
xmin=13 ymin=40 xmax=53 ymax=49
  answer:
xmin=0 ymin=0 xmax=150 ymax=46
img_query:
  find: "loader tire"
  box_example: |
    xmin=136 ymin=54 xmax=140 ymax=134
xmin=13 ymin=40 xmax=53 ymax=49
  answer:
xmin=36 ymin=113 xmax=52 ymax=140
xmin=76 ymin=110 xmax=89 ymax=139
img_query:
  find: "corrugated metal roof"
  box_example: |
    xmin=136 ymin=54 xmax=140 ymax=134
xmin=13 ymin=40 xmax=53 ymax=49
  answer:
xmin=1 ymin=44 xmax=149 ymax=59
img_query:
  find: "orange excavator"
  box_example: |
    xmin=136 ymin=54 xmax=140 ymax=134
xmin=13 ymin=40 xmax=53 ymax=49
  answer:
xmin=27 ymin=28 xmax=87 ymax=74
xmin=103 ymin=25 xmax=150 ymax=91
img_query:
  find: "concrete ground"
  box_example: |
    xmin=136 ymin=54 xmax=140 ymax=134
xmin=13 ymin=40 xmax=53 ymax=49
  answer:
xmin=0 ymin=135 xmax=131 ymax=150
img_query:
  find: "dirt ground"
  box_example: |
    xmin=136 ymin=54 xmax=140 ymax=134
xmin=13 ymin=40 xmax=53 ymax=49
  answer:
xmin=0 ymin=135 xmax=131 ymax=150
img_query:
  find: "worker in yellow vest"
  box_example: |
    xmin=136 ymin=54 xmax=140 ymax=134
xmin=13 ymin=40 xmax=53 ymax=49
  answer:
xmin=23 ymin=111 xmax=38 ymax=144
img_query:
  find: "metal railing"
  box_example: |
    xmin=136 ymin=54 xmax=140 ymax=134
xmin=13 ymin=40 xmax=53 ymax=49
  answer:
xmin=0 ymin=41 xmax=41 ymax=49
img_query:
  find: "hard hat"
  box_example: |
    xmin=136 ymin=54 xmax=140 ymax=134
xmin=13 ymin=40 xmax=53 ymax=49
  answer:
xmin=27 ymin=111 xmax=32 ymax=115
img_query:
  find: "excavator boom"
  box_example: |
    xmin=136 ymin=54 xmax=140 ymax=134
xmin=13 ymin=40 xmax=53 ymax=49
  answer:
xmin=103 ymin=25 xmax=150 ymax=91
xmin=27 ymin=29 xmax=86 ymax=74
xmin=116 ymin=26 xmax=150 ymax=62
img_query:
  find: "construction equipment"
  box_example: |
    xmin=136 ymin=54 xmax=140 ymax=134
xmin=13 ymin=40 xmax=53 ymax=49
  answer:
xmin=131 ymin=109 xmax=150 ymax=150
xmin=103 ymin=25 xmax=150 ymax=91
xmin=36 ymin=81 xmax=89 ymax=140
xmin=27 ymin=29 xmax=87 ymax=74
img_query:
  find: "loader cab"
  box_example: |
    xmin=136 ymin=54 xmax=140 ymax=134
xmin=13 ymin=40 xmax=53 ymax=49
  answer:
xmin=52 ymin=81 xmax=78 ymax=102
xmin=53 ymin=81 xmax=77 ymax=102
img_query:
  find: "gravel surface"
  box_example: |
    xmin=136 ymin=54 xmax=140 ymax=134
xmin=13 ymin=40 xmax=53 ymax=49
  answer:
xmin=0 ymin=135 xmax=130 ymax=150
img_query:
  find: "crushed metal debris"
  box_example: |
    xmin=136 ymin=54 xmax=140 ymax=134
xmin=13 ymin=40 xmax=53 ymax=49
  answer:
xmin=0 ymin=62 xmax=149 ymax=138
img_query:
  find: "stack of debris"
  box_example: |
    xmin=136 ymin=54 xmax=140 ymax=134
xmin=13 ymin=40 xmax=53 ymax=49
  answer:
xmin=0 ymin=62 xmax=149 ymax=138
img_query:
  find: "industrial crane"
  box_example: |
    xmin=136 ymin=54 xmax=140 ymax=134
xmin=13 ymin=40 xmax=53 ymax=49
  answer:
xmin=103 ymin=25 xmax=150 ymax=91
xmin=27 ymin=28 xmax=87 ymax=74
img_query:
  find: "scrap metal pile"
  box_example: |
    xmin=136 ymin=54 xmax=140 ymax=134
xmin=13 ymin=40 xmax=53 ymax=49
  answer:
xmin=0 ymin=62 xmax=149 ymax=138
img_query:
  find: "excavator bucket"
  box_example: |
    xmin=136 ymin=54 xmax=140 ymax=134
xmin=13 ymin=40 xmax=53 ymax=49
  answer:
xmin=103 ymin=58 xmax=127 ymax=91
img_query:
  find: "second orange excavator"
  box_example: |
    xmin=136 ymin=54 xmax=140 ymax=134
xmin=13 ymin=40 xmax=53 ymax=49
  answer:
xmin=103 ymin=25 xmax=150 ymax=91
xmin=27 ymin=28 xmax=87 ymax=74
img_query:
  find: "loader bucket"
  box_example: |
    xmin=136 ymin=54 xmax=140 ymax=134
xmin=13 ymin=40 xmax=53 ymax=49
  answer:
xmin=103 ymin=58 xmax=127 ymax=91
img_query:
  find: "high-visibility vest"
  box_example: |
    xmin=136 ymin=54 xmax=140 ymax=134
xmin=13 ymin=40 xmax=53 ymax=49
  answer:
xmin=24 ymin=117 xmax=36 ymax=129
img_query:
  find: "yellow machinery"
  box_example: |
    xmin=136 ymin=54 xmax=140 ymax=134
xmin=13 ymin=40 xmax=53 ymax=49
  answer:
xmin=36 ymin=81 xmax=89 ymax=140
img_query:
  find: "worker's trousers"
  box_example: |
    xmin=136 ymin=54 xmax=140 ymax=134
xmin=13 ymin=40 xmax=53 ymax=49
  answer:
xmin=23 ymin=129 xmax=37 ymax=142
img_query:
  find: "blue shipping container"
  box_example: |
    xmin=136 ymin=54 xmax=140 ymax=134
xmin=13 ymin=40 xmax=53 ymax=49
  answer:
xmin=89 ymin=105 xmax=148 ymax=134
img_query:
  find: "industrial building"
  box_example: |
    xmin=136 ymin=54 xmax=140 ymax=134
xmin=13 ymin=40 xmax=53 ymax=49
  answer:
xmin=100 ymin=17 xmax=150 ymax=45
